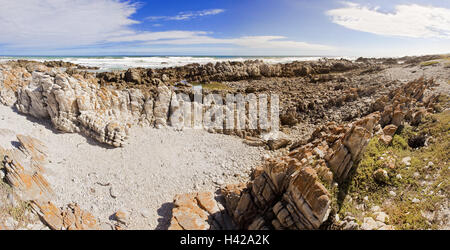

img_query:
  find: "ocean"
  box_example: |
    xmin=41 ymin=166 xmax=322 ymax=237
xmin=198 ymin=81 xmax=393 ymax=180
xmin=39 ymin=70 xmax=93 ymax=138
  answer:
xmin=0 ymin=56 xmax=355 ymax=71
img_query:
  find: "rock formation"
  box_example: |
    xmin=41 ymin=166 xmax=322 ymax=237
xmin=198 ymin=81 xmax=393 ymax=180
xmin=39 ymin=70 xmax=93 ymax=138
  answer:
xmin=97 ymin=58 xmax=365 ymax=85
xmin=0 ymin=58 xmax=444 ymax=230
xmin=0 ymin=130 xmax=52 ymax=201
xmin=168 ymin=192 xmax=235 ymax=230
xmin=1 ymin=61 xmax=281 ymax=147
xmin=0 ymin=128 xmax=100 ymax=230
xmin=0 ymin=59 xmax=394 ymax=148
xmin=168 ymin=77 xmax=439 ymax=230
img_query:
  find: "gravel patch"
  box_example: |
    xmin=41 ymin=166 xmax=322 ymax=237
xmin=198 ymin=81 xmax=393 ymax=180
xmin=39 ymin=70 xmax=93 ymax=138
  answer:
xmin=0 ymin=105 xmax=267 ymax=229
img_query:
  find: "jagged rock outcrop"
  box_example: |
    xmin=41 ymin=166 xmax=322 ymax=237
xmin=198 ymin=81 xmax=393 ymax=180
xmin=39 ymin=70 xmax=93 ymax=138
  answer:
xmin=0 ymin=128 xmax=100 ymax=230
xmin=1 ymin=57 xmax=444 ymax=230
xmin=216 ymin=111 xmax=380 ymax=230
xmin=168 ymin=77 xmax=439 ymax=230
xmin=168 ymin=192 xmax=235 ymax=230
xmin=1 ymin=61 xmax=282 ymax=147
xmin=0 ymin=64 xmax=31 ymax=106
xmin=0 ymin=130 xmax=52 ymax=201
xmin=0 ymin=57 xmax=395 ymax=148
xmin=30 ymin=201 xmax=99 ymax=230
xmin=355 ymin=54 xmax=442 ymax=66
xmin=379 ymin=124 xmax=398 ymax=145
xmin=14 ymin=70 xmax=137 ymax=147
xmin=221 ymin=160 xmax=332 ymax=230
xmin=1 ymin=61 xmax=160 ymax=147
xmin=326 ymin=112 xmax=380 ymax=181
xmin=0 ymin=60 xmax=438 ymax=151
xmin=97 ymin=58 xmax=364 ymax=85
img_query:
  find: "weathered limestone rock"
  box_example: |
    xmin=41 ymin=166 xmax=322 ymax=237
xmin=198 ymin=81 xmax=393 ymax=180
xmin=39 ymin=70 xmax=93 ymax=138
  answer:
xmin=0 ymin=59 xmax=385 ymax=148
xmin=30 ymin=201 xmax=99 ymax=230
xmin=267 ymin=138 xmax=291 ymax=150
xmin=154 ymin=85 xmax=173 ymax=128
xmin=379 ymin=135 xmax=393 ymax=145
xmin=169 ymin=192 xmax=235 ymax=230
xmin=0 ymin=128 xmax=100 ymax=230
xmin=373 ymin=168 xmax=389 ymax=183
xmin=411 ymin=108 xmax=426 ymax=126
xmin=375 ymin=78 xmax=433 ymax=127
xmin=3 ymin=61 xmax=279 ymax=147
xmin=13 ymin=70 xmax=135 ymax=146
xmin=275 ymin=167 xmax=331 ymax=229
xmin=379 ymin=124 xmax=398 ymax=145
xmin=220 ymin=183 xmax=247 ymax=217
xmin=0 ymin=133 xmax=52 ymax=201
xmin=113 ymin=210 xmax=129 ymax=225
xmin=169 ymin=92 xmax=190 ymax=130
xmin=327 ymin=112 xmax=380 ymax=181
xmin=0 ymin=64 xmax=32 ymax=106
xmin=16 ymin=134 xmax=49 ymax=165
xmin=243 ymin=137 xmax=266 ymax=147
xmin=3 ymin=156 xmax=53 ymax=201
xmin=221 ymin=157 xmax=331 ymax=230
xmin=97 ymin=58 xmax=362 ymax=84
xmin=168 ymin=78 xmax=437 ymax=230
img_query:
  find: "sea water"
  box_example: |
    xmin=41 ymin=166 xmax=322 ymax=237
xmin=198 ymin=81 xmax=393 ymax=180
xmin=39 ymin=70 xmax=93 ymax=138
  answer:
xmin=0 ymin=55 xmax=355 ymax=72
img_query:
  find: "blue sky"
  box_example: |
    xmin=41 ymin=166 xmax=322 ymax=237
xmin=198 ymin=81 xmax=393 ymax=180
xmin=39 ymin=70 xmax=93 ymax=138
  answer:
xmin=0 ymin=0 xmax=449 ymax=56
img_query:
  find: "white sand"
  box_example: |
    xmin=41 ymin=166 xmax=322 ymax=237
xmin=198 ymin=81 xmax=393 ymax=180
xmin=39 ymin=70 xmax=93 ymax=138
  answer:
xmin=0 ymin=105 xmax=267 ymax=229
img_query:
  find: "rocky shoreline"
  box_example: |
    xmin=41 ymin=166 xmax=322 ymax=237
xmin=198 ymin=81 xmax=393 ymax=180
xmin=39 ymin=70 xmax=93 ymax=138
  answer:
xmin=0 ymin=56 xmax=449 ymax=230
xmin=0 ymin=58 xmax=421 ymax=147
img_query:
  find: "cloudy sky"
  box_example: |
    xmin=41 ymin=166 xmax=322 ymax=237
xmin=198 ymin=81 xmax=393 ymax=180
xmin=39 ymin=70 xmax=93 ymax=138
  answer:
xmin=0 ymin=0 xmax=449 ymax=56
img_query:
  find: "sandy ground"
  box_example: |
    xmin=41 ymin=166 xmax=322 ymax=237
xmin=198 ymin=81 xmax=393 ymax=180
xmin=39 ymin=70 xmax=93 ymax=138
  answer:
xmin=382 ymin=62 xmax=450 ymax=94
xmin=1 ymin=61 xmax=448 ymax=230
xmin=0 ymin=105 xmax=267 ymax=229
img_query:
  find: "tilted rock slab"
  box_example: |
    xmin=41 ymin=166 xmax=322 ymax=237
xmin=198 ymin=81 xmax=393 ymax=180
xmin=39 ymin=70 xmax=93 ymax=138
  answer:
xmin=30 ymin=201 xmax=99 ymax=230
xmin=0 ymin=128 xmax=100 ymax=230
xmin=1 ymin=62 xmax=278 ymax=147
xmin=14 ymin=71 xmax=140 ymax=147
xmin=168 ymin=192 xmax=236 ymax=230
xmin=0 ymin=131 xmax=52 ymax=201
xmin=168 ymin=77 xmax=438 ymax=230
xmin=1 ymin=63 xmax=170 ymax=147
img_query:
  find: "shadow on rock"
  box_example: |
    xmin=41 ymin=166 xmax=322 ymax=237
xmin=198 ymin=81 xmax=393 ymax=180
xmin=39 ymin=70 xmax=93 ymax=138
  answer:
xmin=155 ymin=202 xmax=174 ymax=230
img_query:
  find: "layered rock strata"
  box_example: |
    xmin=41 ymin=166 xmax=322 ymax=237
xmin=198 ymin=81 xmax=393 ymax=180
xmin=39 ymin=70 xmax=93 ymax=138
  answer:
xmin=0 ymin=128 xmax=99 ymax=230
xmin=96 ymin=58 xmax=367 ymax=85
xmin=1 ymin=61 xmax=285 ymax=147
xmin=0 ymin=58 xmax=398 ymax=148
xmin=168 ymin=192 xmax=236 ymax=230
xmin=168 ymin=77 xmax=439 ymax=230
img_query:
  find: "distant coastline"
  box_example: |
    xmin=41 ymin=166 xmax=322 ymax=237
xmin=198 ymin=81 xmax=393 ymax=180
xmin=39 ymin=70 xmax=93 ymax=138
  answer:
xmin=0 ymin=55 xmax=355 ymax=71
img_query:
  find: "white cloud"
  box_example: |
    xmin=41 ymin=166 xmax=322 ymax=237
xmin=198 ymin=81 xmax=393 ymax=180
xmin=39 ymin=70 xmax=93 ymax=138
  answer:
xmin=142 ymin=35 xmax=333 ymax=51
xmin=0 ymin=0 xmax=333 ymax=54
xmin=107 ymin=31 xmax=333 ymax=51
xmin=230 ymin=36 xmax=333 ymax=50
xmin=0 ymin=0 xmax=139 ymax=48
xmin=327 ymin=2 xmax=450 ymax=39
xmin=106 ymin=31 xmax=211 ymax=42
xmin=146 ymin=9 xmax=225 ymax=21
